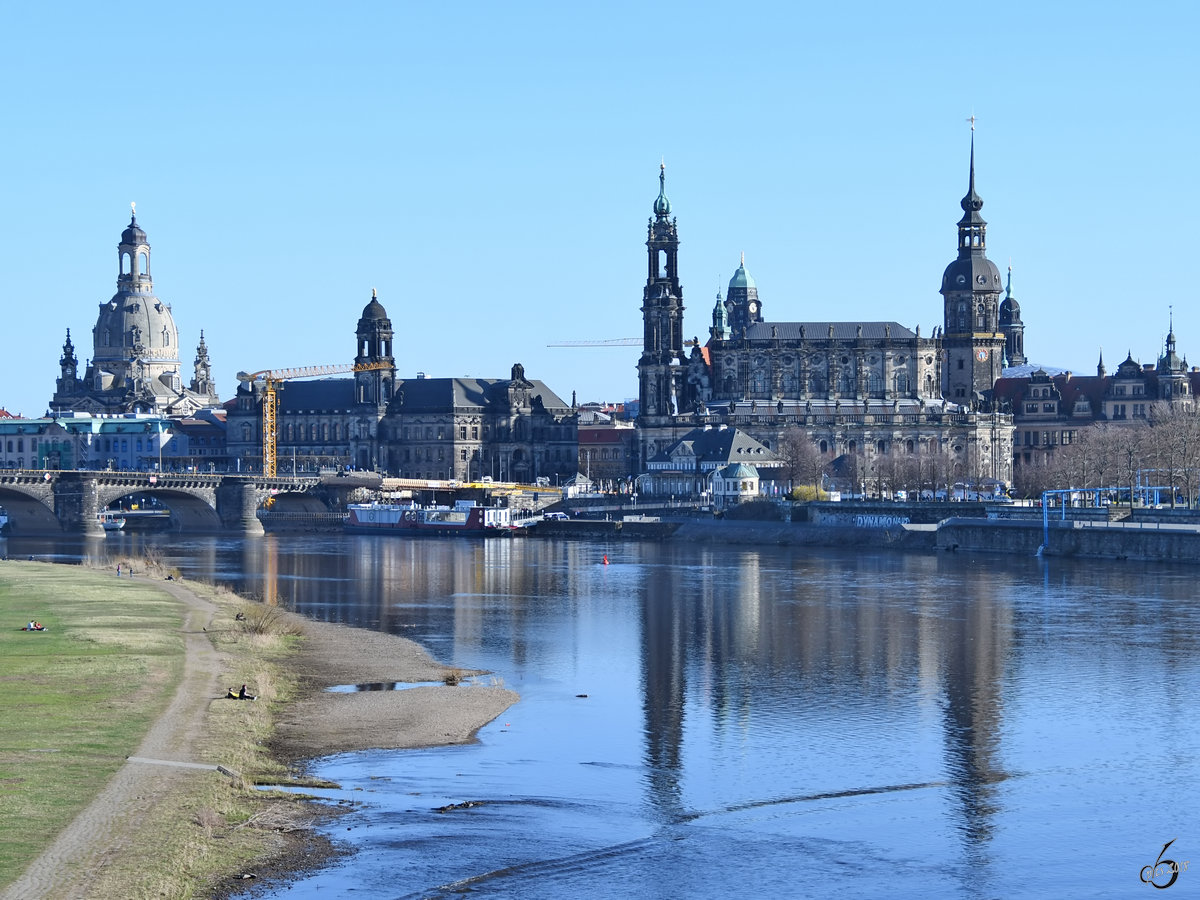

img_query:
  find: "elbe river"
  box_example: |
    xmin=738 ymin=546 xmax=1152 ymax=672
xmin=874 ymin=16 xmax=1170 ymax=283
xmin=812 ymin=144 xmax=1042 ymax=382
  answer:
xmin=7 ymin=530 xmax=1198 ymax=898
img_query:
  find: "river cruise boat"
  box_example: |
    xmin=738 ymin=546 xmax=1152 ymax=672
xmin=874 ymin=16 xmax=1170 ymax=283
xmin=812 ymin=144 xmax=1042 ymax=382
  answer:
xmin=98 ymin=510 xmax=127 ymax=532
xmin=345 ymin=500 xmax=516 ymax=536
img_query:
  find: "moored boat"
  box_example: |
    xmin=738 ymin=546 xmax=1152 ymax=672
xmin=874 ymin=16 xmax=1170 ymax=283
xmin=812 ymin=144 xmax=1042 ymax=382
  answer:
xmin=345 ymin=500 xmax=518 ymax=536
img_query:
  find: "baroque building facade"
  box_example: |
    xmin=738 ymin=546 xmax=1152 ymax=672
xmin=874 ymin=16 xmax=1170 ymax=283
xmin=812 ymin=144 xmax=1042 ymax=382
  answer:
xmin=225 ymin=291 xmax=578 ymax=481
xmin=994 ymin=320 xmax=1199 ymax=474
xmin=636 ymin=145 xmax=1015 ymax=493
xmin=49 ymin=208 xmax=220 ymax=417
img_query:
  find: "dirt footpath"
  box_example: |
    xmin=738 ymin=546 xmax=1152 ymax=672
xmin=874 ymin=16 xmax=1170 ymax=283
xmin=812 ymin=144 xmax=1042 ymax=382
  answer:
xmin=2 ymin=581 xmax=225 ymax=900
xmin=1 ymin=582 xmax=517 ymax=900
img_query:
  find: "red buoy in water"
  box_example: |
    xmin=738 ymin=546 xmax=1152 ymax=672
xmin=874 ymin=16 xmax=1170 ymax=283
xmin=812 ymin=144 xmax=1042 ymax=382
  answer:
xmin=603 ymin=555 xmax=609 ymax=565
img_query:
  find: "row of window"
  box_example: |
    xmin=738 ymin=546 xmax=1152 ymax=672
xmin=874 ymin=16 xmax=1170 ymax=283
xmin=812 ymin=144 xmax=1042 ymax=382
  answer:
xmin=1020 ymin=430 xmax=1077 ymax=446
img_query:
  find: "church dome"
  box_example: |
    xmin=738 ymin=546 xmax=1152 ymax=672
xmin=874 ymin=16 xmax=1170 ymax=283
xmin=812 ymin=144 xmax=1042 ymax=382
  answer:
xmin=93 ymin=294 xmax=180 ymax=361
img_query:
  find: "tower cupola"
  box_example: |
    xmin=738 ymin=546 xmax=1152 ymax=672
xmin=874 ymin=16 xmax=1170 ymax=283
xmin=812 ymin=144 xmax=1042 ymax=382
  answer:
xmin=652 ymin=161 xmax=671 ymax=218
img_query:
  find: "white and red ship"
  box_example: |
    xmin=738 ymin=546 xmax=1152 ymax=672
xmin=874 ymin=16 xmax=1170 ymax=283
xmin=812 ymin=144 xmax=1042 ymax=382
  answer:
xmin=345 ymin=500 xmax=517 ymax=536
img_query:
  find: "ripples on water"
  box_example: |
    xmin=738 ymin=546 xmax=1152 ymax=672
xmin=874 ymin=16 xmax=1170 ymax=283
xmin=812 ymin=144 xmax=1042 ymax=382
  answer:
xmin=8 ymin=532 xmax=1200 ymax=898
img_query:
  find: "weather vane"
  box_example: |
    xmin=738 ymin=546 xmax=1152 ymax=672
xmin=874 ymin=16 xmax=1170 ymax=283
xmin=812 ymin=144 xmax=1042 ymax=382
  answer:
xmin=967 ymin=113 xmax=977 ymax=132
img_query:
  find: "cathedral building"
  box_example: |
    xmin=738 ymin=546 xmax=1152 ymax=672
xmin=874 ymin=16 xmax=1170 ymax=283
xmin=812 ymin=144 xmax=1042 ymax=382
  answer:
xmin=50 ymin=208 xmax=220 ymax=418
xmin=636 ymin=142 xmax=1015 ymax=493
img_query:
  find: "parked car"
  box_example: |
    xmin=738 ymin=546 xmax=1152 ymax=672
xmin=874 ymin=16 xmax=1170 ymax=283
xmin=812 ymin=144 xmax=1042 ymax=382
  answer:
xmin=543 ymin=512 xmax=569 ymax=521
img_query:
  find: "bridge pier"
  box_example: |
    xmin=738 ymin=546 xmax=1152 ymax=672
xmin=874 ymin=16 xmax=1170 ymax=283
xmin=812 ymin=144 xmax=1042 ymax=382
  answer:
xmin=216 ymin=481 xmax=265 ymax=535
xmin=53 ymin=473 xmax=105 ymax=535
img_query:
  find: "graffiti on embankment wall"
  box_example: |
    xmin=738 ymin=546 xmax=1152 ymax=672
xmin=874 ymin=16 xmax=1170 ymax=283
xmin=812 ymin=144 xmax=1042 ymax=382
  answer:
xmin=814 ymin=510 xmax=911 ymax=529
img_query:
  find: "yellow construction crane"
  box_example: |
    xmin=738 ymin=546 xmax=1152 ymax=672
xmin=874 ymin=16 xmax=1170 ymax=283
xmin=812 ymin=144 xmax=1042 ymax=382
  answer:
xmin=546 ymin=338 xmax=699 ymax=348
xmin=237 ymin=362 xmax=392 ymax=477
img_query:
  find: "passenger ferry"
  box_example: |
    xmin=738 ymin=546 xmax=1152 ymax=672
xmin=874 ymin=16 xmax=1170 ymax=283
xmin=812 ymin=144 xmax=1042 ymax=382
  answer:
xmin=97 ymin=510 xmax=127 ymax=532
xmin=345 ymin=500 xmax=517 ymax=536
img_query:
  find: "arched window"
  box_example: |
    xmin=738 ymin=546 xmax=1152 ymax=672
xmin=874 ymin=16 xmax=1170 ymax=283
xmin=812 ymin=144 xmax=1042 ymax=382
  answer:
xmin=848 ymin=440 xmax=857 ymax=454
xmin=819 ymin=440 xmax=828 ymax=454
xmin=122 ymin=253 xmax=132 ymax=275
xmin=137 ymin=251 xmax=148 ymax=275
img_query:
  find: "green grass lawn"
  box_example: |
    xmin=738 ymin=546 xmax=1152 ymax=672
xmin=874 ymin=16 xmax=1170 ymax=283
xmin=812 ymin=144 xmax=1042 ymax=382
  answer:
xmin=0 ymin=561 xmax=183 ymax=886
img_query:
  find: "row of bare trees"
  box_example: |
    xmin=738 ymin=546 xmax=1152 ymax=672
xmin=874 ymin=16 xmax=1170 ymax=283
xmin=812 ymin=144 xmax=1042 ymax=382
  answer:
xmin=1014 ymin=402 xmax=1200 ymax=505
xmin=774 ymin=427 xmax=987 ymax=499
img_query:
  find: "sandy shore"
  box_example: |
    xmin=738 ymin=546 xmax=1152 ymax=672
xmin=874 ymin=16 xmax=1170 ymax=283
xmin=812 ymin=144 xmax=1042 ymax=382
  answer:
xmin=2 ymin=578 xmax=517 ymax=900
xmin=270 ymin=612 xmax=519 ymax=759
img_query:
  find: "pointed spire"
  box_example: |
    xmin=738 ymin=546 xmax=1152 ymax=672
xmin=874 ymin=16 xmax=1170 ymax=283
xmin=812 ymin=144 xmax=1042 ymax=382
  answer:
xmin=1097 ymin=348 xmax=1106 ymax=378
xmin=960 ymin=130 xmax=984 ymax=215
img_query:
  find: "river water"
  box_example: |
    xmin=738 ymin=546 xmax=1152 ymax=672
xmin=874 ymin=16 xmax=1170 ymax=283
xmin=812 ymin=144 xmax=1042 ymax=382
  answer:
xmin=5 ymin=531 xmax=1198 ymax=898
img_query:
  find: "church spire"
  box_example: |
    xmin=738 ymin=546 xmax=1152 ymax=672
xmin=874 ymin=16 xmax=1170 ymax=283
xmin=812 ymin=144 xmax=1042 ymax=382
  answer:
xmin=957 ymin=131 xmax=987 ymax=256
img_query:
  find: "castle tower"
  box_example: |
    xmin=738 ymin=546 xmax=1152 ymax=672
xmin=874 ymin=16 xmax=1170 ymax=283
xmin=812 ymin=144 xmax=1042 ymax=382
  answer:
xmin=940 ymin=132 xmax=1005 ymax=401
xmin=998 ymin=265 xmax=1026 ymax=367
xmin=638 ymin=163 xmax=686 ymax=420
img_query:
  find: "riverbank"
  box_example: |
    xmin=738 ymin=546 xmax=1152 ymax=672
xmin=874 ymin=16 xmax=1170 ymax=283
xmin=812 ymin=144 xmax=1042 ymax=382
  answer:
xmin=0 ymin=561 xmax=517 ymax=899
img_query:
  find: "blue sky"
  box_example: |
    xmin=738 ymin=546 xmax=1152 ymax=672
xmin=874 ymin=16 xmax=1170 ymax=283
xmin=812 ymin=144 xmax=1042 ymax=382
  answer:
xmin=1 ymin=1 xmax=1196 ymax=417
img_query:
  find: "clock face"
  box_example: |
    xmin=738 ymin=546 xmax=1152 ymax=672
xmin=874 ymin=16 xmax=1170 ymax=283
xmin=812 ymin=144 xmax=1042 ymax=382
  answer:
xmin=976 ymin=349 xmax=988 ymax=362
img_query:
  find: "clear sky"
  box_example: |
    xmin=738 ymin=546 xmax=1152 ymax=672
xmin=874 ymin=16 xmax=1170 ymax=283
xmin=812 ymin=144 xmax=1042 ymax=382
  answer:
xmin=2 ymin=1 xmax=1196 ymax=418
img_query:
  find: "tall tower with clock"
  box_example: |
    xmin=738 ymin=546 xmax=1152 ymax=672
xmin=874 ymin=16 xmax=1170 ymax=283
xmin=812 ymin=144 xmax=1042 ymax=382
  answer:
xmin=940 ymin=130 xmax=1005 ymax=402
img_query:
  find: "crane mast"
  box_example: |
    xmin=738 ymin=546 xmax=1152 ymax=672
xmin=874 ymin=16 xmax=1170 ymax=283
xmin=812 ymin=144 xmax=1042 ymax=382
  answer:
xmin=237 ymin=362 xmax=392 ymax=477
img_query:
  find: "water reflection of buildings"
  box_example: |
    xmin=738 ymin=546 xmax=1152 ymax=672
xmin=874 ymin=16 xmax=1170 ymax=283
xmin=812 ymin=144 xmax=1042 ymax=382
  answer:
xmin=634 ymin=547 xmax=1012 ymax=846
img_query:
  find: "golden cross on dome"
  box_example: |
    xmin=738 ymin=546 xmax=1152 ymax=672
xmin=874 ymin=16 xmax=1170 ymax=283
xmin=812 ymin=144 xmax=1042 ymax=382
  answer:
xmin=967 ymin=113 xmax=977 ymax=132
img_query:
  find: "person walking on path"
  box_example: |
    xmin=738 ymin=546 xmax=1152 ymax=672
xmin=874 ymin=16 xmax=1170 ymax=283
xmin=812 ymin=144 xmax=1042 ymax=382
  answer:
xmin=116 ymin=564 xmax=121 ymax=577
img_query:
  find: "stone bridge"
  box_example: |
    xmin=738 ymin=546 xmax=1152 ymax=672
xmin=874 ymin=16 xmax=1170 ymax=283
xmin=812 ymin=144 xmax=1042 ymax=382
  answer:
xmin=0 ymin=470 xmax=351 ymax=535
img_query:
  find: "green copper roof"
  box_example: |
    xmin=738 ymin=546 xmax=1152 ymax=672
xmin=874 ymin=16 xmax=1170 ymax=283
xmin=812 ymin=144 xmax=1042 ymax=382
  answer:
xmin=653 ymin=163 xmax=671 ymax=217
xmin=729 ymin=255 xmax=756 ymax=291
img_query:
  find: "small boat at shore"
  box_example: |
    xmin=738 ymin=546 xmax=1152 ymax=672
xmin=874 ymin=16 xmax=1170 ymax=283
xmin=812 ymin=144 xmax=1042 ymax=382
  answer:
xmin=98 ymin=511 xmax=126 ymax=532
xmin=345 ymin=500 xmax=519 ymax=536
